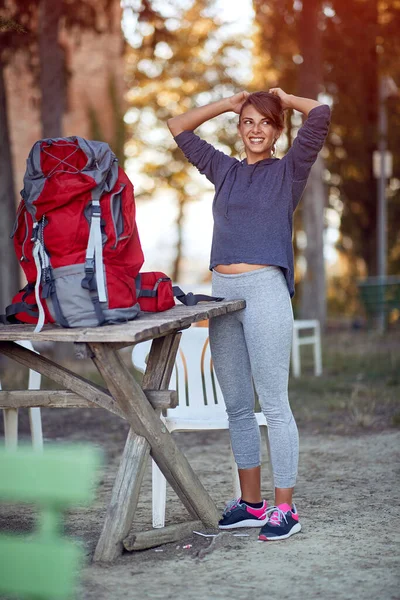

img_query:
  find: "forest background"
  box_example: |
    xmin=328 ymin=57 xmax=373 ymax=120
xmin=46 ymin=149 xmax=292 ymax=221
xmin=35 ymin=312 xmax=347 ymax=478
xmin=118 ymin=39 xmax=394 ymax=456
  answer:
xmin=1 ymin=0 xmax=399 ymax=328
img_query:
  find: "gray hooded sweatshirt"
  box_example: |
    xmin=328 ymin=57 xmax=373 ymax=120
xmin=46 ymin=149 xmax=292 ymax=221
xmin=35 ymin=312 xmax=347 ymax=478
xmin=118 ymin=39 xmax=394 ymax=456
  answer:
xmin=174 ymin=104 xmax=331 ymax=297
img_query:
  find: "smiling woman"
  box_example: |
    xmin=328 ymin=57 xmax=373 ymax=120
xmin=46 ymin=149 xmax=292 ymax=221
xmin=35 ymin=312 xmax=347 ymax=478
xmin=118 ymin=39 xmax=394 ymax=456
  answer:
xmin=167 ymin=87 xmax=330 ymax=542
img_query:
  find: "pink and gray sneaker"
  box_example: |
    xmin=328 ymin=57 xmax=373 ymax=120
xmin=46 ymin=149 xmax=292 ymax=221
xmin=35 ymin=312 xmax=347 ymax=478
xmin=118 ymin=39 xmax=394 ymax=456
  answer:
xmin=258 ymin=503 xmax=301 ymax=541
xmin=218 ymin=498 xmax=268 ymax=529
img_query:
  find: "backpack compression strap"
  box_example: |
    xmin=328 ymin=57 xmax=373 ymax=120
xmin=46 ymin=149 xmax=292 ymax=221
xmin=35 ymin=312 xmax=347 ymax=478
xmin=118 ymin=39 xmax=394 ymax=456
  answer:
xmin=84 ymin=197 xmax=107 ymax=303
xmin=172 ymin=286 xmax=224 ymax=306
xmin=31 ymin=218 xmax=69 ymax=331
xmin=1 ymin=283 xmax=40 ymax=325
xmin=80 ymin=198 xmax=106 ymax=326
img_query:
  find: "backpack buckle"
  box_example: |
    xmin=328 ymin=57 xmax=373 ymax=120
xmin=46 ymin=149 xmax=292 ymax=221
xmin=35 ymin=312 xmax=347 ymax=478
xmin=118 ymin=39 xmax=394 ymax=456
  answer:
xmin=153 ymin=277 xmax=171 ymax=293
xmin=84 ymin=258 xmax=95 ymax=274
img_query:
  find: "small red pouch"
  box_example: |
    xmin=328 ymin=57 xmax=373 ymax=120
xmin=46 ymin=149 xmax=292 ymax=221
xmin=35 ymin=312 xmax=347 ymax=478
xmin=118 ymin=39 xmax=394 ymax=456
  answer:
xmin=135 ymin=272 xmax=175 ymax=312
xmin=135 ymin=271 xmax=224 ymax=313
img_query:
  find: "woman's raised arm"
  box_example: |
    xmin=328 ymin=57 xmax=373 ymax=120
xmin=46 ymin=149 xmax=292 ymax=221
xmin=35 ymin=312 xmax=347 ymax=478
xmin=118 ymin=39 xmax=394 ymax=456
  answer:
xmin=167 ymin=91 xmax=249 ymax=137
xmin=269 ymin=88 xmax=322 ymax=117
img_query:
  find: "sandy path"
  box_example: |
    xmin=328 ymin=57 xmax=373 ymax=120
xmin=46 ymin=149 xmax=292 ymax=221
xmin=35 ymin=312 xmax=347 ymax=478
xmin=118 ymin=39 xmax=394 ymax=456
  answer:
xmin=75 ymin=428 xmax=399 ymax=600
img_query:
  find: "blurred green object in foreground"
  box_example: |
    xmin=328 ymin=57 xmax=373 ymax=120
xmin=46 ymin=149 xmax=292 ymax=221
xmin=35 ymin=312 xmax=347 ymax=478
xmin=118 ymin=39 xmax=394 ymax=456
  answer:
xmin=0 ymin=444 xmax=102 ymax=599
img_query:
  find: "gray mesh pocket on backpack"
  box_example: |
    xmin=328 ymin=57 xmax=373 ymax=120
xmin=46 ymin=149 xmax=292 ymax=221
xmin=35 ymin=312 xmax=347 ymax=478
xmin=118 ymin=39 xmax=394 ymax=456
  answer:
xmin=46 ymin=264 xmax=140 ymax=328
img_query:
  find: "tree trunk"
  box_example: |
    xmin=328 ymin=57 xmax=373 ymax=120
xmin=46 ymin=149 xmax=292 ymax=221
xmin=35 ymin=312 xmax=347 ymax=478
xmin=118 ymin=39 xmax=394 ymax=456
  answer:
xmin=297 ymin=0 xmax=327 ymax=327
xmin=300 ymin=155 xmax=326 ymax=324
xmin=366 ymin=0 xmax=379 ymax=277
xmin=0 ymin=61 xmax=20 ymax=313
xmin=38 ymin=0 xmax=64 ymax=137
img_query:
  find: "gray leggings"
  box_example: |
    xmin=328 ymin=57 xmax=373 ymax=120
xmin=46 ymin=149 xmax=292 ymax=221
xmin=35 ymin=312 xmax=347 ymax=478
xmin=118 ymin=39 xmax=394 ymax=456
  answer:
xmin=209 ymin=266 xmax=299 ymax=489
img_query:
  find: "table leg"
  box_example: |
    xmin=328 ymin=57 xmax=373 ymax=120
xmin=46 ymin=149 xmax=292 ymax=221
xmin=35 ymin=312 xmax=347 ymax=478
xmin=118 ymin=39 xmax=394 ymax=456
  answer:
xmin=92 ymin=334 xmax=181 ymax=562
xmin=3 ymin=409 xmax=18 ymax=450
xmin=89 ymin=336 xmax=219 ymax=557
xmin=93 ymin=430 xmax=150 ymax=562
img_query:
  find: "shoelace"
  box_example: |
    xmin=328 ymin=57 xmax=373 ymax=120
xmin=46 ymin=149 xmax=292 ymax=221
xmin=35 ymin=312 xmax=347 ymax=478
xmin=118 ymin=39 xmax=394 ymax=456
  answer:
xmin=266 ymin=506 xmax=289 ymax=526
xmin=222 ymin=498 xmax=241 ymax=516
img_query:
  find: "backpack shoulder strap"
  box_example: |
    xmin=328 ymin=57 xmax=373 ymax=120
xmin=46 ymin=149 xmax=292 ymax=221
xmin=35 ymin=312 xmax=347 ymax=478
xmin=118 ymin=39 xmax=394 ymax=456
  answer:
xmin=77 ymin=138 xmax=119 ymax=308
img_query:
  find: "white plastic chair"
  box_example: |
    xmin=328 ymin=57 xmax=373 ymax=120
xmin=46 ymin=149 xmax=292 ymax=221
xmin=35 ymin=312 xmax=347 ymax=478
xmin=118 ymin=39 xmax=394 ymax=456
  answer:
xmin=1 ymin=340 xmax=44 ymax=451
xmin=132 ymin=326 xmax=268 ymax=528
xmin=291 ymin=319 xmax=322 ymax=378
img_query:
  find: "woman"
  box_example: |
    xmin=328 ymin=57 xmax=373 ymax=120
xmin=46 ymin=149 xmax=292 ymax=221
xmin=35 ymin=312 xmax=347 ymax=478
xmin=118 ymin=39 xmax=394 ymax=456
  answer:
xmin=168 ymin=88 xmax=330 ymax=541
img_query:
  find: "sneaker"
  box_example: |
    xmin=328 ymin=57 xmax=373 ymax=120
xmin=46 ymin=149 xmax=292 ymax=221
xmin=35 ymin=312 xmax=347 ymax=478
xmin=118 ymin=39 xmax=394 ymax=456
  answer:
xmin=258 ymin=503 xmax=301 ymax=541
xmin=218 ymin=498 xmax=268 ymax=529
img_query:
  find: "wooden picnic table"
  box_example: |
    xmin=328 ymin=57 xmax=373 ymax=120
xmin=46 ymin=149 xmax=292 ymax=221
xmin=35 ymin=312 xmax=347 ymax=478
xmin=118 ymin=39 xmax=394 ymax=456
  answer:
xmin=0 ymin=299 xmax=245 ymax=562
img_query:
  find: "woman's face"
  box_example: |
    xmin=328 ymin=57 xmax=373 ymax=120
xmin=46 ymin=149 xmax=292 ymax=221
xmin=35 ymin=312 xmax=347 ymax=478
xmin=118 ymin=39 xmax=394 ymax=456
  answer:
xmin=238 ymin=105 xmax=280 ymax=163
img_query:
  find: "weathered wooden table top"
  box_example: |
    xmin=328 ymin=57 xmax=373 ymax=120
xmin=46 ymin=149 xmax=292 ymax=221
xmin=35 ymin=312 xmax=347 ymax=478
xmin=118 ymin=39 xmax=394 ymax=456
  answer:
xmin=0 ymin=300 xmax=245 ymax=344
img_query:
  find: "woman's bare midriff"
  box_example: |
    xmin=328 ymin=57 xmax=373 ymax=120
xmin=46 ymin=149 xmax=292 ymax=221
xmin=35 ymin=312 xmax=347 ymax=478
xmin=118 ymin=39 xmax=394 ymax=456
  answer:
xmin=214 ymin=263 xmax=270 ymax=274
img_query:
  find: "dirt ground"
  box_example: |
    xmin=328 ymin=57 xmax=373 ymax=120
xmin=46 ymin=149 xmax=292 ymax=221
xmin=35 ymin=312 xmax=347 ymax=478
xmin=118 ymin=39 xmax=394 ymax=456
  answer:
xmin=1 ymin=407 xmax=399 ymax=600
xmin=1 ymin=330 xmax=399 ymax=600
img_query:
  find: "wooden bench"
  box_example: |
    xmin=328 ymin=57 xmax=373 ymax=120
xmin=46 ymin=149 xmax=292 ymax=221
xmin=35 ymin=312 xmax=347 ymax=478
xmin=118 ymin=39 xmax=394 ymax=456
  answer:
xmin=0 ymin=300 xmax=244 ymax=562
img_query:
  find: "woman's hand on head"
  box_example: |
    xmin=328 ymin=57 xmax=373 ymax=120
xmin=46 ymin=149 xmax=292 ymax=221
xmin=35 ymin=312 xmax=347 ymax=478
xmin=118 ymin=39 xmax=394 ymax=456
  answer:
xmin=269 ymin=88 xmax=293 ymax=110
xmin=228 ymin=91 xmax=250 ymax=114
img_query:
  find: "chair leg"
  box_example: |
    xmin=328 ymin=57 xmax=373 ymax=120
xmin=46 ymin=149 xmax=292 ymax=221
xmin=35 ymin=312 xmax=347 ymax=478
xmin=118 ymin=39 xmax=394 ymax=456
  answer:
xmin=151 ymin=458 xmax=167 ymax=528
xmin=230 ymin=449 xmax=241 ymax=499
xmin=29 ymin=408 xmax=44 ymax=451
xmin=3 ymin=409 xmax=18 ymax=450
xmin=291 ymin=328 xmax=301 ymax=377
xmin=260 ymin=425 xmax=273 ymax=484
xmin=314 ymin=324 xmax=323 ymax=376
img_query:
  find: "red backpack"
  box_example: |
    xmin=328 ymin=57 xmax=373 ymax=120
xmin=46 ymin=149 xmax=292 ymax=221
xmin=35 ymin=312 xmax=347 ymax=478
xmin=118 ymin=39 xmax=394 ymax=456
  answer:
xmin=6 ymin=137 xmax=144 ymax=330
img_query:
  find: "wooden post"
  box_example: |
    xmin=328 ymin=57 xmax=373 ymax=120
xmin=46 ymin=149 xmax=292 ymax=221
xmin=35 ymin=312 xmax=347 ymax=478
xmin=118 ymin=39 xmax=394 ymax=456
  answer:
xmin=0 ymin=342 xmax=125 ymax=419
xmin=0 ymin=390 xmax=177 ymax=411
xmin=93 ymin=429 xmax=151 ymax=562
xmin=3 ymin=409 xmax=18 ymax=450
xmin=92 ymin=333 xmax=184 ymax=562
xmin=123 ymin=520 xmax=203 ymax=551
